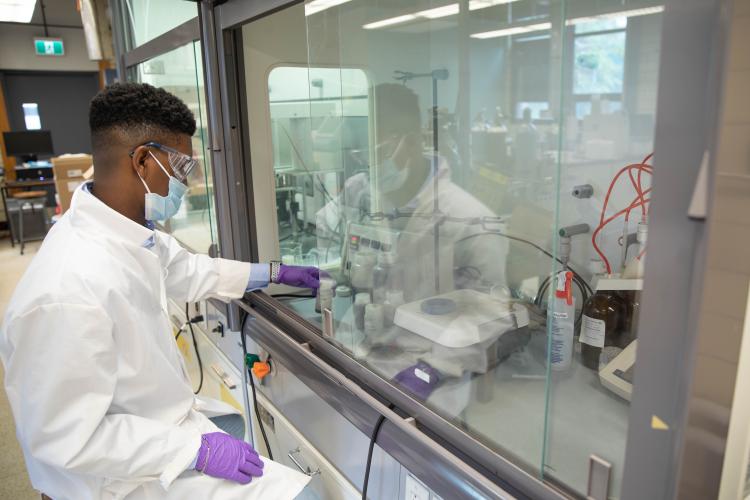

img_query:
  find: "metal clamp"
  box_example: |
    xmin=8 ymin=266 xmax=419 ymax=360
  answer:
xmin=287 ymin=448 xmax=321 ymax=477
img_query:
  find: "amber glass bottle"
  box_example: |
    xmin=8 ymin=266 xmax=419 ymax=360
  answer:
xmin=580 ymin=290 xmax=627 ymax=370
xmin=616 ymin=290 xmax=641 ymax=348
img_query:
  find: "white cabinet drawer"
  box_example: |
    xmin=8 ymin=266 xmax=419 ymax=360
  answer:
xmin=254 ymin=390 xmax=361 ymax=500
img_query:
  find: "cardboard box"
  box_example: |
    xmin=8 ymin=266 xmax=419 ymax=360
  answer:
xmin=51 ymin=154 xmax=92 ymax=214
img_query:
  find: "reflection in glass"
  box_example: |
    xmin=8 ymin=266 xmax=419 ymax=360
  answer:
xmin=123 ymin=0 xmax=197 ymax=48
xmin=131 ymin=42 xmax=217 ymax=253
xmin=244 ymin=1 xmax=665 ymax=496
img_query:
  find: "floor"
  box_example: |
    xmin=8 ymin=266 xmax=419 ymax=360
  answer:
xmin=0 ymin=236 xmax=43 ymax=500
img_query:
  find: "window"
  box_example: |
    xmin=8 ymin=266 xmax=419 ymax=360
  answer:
xmin=573 ymin=30 xmax=626 ymax=95
xmin=123 ymin=0 xmax=198 ymax=48
xmin=22 ymin=103 xmax=41 ymax=130
xmin=573 ymin=17 xmax=627 ymax=119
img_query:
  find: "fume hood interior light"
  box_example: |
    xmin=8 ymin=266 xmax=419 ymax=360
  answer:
xmin=304 ymin=0 xmax=353 ymax=16
xmin=363 ymin=14 xmax=418 ymax=30
xmin=471 ymin=22 xmax=552 ymax=39
xmin=417 ymin=4 xmax=460 ymax=19
xmin=469 ymin=0 xmax=521 ymax=10
xmin=361 ymin=0 xmax=523 ymax=30
xmin=0 ymin=0 xmax=37 ymax=23
xmin=565 ymin=6 xmax=665 ymax=25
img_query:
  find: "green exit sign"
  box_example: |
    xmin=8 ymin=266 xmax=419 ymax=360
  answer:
xmin=34 ymin=38 xmax=64 ymax=56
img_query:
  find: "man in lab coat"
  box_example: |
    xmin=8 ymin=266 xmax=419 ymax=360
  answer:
xmin=0 ymin=83 xmax=318 ymax=500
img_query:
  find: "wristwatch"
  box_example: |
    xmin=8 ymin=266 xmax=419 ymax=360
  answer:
xmin=270 ymin=260 xmax=282 ymax=284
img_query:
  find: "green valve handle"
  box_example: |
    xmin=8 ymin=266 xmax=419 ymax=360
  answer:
xmin=245 ymin=354 xmax=261 ymax=367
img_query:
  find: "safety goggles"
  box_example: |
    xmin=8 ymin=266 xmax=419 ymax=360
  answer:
xmin=131 ymin=142 xmax=198 ymax=182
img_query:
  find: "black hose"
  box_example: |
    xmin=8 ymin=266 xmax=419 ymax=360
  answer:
xmin=240 ymin=311 xmax=274 ymax=461
xmin=362 ymin=404 xmax=395 ymax=500
xmin=185 ymin=303 xmax=204 ymax=394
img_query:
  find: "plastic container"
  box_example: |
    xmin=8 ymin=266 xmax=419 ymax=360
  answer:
xmin=315 ymin=277 xmax=335 ymax=313
xmin=364 ymin=304 xmax=384 ymax=336
xmin=351 ymin=251 xmax=377 ymax=291
xmin=372 ymin=252 xmax=397 ymax=303
xmin=548 ymin=271 xmax=575 ymax=371
xmin=333 ymin=285 xmax=353 ymax=321
xmin=353 ymin=293 xmax=371 ymax=331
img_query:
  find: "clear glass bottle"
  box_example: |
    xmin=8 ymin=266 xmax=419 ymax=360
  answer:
xmin=580 ymin=290 xmax=627 ymax=370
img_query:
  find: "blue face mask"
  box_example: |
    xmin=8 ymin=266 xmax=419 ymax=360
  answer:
xmin=138 ymin=151 xmax=188 ymax=221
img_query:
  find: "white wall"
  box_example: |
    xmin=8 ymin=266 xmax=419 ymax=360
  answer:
xmin=0 ymin=24 xmax=98 ymax=72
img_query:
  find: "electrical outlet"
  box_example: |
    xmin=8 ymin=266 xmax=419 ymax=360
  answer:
xmin=404 ymin=475 xmax=429 ymax=500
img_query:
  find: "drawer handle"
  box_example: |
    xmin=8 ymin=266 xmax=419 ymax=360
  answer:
xmin=287 ymin=447 xmax=321 ymax=477
xmin=210 ymin=363 xmax=237 ymax=389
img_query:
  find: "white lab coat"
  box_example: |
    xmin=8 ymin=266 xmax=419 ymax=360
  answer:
xmin=0 ymin=184 xmax=310 ymax=500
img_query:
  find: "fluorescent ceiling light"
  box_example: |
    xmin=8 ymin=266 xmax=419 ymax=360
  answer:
xmin=305 ymin=0 xmax=353 ymax=16
xmin=417 ymin=4 xmax=460 ymax=19
xmin=362 ymin=0 xmax=523 ymax=30
xmin=363 ymin=14 xmax=418 ymax=29
xmin=469 ymin=0 xmax=521 ymax=11
xmin=471 ymin=22 xmax=551 ymax=39
xmin=566 ymin=6 xmax=664 ymax=26
xmin=0 ymin=0 xmax=36 ymax=23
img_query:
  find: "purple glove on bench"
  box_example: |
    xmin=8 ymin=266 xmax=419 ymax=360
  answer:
xmin=195 ymin=432 xmax=264 ymax=484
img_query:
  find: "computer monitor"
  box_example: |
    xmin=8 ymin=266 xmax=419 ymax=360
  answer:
xmin=3 ymin=130 xmax=54 ymax=162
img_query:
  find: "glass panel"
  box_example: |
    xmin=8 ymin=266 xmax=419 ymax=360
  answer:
xmin=241 ymin=0 xmax=664 ymax=496
xmin=123 ymin=0 xmax=197 ymax=48
xmin=244 ymin=0 xmax=561 ymax=480
xmin=129 ymin=41 xmax=218 ymax=253
xmin=546 ymin=3 xmax=662 ymax=498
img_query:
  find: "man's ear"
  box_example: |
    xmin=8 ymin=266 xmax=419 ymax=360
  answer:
xmin=131 ymin=145 xmax=150 ymax=179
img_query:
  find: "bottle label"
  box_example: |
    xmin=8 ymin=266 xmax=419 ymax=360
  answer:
xmin=580 ymin=315 xmax=606 ymax=348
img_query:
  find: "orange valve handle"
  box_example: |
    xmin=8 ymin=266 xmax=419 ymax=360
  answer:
xmin=252 ymin=361 xmax=271 ymax=380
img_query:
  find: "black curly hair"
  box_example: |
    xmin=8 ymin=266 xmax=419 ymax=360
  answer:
xmin=89 ymin=82 xmax=196 ymax=159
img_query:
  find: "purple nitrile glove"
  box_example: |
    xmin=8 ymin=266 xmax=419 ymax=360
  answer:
xmin=195 ymin=432 xmax=264 ymax=484
xmin=276 ymin=264 xmax=320 ymax=290
xmin=393 ymin=361 xmax=441 ymax=400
